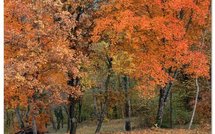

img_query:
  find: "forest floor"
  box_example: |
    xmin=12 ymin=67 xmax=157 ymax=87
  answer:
xmin=47 ymin=118 xmax=211 ymax=134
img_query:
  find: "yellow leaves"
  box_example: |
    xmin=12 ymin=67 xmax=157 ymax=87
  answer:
xmin=112 ymin=51 xmax=135 ymax=75
xmin=15 ymin=73 xmax=25 ymax=82
xmin=81 ymin=75 xmax=95 ymax=90
xmin=91 ymin=41 xmax=110 ymax=53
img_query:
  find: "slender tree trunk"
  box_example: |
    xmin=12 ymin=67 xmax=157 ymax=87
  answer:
xmin=55 ymin=107 xmax=64 ymax=130
xmin=113 ymin=106 xmax=118 ymax=119
xmin=95 ymin=74 xmax=111 ymax=133
xmin=121 ymin=106 xmax=124 ymax=119
xmin=95 ymin=110 xmax=106 ymax=134
xmin=63 ymin=105 xmax=70 ymax=132
xmin=67 ymin=116 xmax=71 ymax=132
xmin=15 ymin=107 xmax=24 ymax=129
xmin=164 ymin=70 xmax=178 ymax=103
xmin=69 ymin=95 xmax=77 ymax=134
xmin=78 ymin=99 xmax=82 ymax=123
xmin=93 ymin=90 xmax=98 ymax=117
xmin=188 ymin=78 xmax=200 ymax=129
xmin=57 ymin=117 xmax=60 ymax=130
xmin=61 ymin=118 xmax=64 ymax=129
xmin=156 ymin=70 xmax=178 ymax=127
xmin=32 ymin=117 xmax=37 ymax=134
xmin=95 ymin=55 xmax=112 ymax=133
xmin=60 ymin=107 xmax=64 ymax=129
xmin=50 ymin=111 xmax=57 ymax=131
xmin=156 ymin=88 xmax=165 ymax=127
xmin=12 ymin=112 xmax=14 ymax=129
xmin=25 ymin=105 xmax=30 ymax=127
xmin=123 ymin=76 xmax=131 ymax=131
xmin=6 ymin=110 xmax=9 ymax=126
xmin=169 ymin=90 xmax=173 ymax=128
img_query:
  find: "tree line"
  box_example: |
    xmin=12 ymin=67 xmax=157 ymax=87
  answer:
xmin=4 ymin=0 xmax=211 ymax=134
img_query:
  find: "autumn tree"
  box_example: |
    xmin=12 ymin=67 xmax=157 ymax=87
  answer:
xmin=4 ymin=0 xmax=211 ymax=133
xmin=4 ymin=0 xmax=94 ymax=133
xmin=92 ymin=0 xmax=210 ymax=128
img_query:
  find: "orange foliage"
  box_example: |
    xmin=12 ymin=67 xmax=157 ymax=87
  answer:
xmin=92 ymin=0 xmax=210 ymax=93
xmin=4 ymin=0 xmax=91 ymax=132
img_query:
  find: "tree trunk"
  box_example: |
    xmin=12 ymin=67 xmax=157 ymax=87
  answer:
xmin=113 ymin=106 xmax=118 ymax=119
xmin=188 ymin=78 xmax=200 ymax=129
xmin=15 ymin=107 xmax=24 ymax=129
xmin=63 ymin=105 xmax=70 ymax=132
xmin=156 ymin=70 xmax=178 ymax=127
xmin=56 ymin=116 xmax=60 ymax=130
xmin=156 ymin=88 xmax=165 ymax=127
xmin=78 ymin=99 xmax=82 ymax=123
xmin=25 ymin=105 xmax=30 ymax=127
xmin=32 ymin=117 xmax=37 ymax=134
xmin=93 ymin=90 xmax=98 ymax=117
xmin=12 ymin=112 xmax=14 ymax=129
xmin=55 ymin=106 xmax=64 ymax=130
xmin=60 ymin=107 xmax=64 ymax=128
xmin=95 ymin=111 xmax=105 ymax=133
xmin=67 ymin=116 xmax=71 ymax=132
xmin=123 ymin=76 xmax=131 ymax=131
xmin=169 ymin=90 xmax=173 ymax=128
xmin=50 ymin=111 xmax=57 ymax=131
xmin=95 ymin=74 xmax=111 ymax=133
xmin=164 ymin=70 xmax=178 ymax=103
xmin=69 ymin=95 xmax=77 ymax=134
xmin=6 ymin=110 xmax=9 ymax=126
xmin=59 ymin=107 xmax=64 ymax=129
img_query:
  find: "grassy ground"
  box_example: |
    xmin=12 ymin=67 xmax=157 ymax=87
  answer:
xmin=47 ymin=118 xmax=135 ymax=134
xmin=46 ymin=118 xmax=211 ymax=134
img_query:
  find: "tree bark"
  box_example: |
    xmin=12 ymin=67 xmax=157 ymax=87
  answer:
xmin=123 ymin=76 xmax=131 ymax=131
xmin=63 ymin=105 xmax=70 ymax=132
xmin=95 ymin=74 xmax=111 ymax=133
xmin=69 ymin=95 xmax=77 ymax=134
xmin=32 ymin=117 xmax=37 ymax=134
xmin=113 ymin=106 xmax=118 ymax=119
xmin=55 ymin=106 xmax=64 ymax=130
xmin=93 ymin=90 xmax=98 ymax=117
xmin=60 ymin=107 xmax=64 ymax=128
xmin=169 ymin=90 xmax=173 ymax=128
xmin=6 ymin=110 xmax=9 ymax=126
xmin=78 ymin=99 xmax=82 ymax=123
xmin=55 ymin=109 xmax=60 ymax=130
xmin=156 ymin=70 xmax=178 ymax=127
xmin=25 ymin=105 xmax=30 ymax=127
xmin=67 ymin=115 xmax=71 ymax=133
xmin=95 ymin=110 xmax=106 ymax=134
xmin=156 ymin=88 xmax=165 ymax=127
xmin=188 ymin=78 xmax=200 ymax=129
xmin=50 ymin=110 xmax=57 ymax=131
xmin=15 ymin=107 xmax=24 ymax=129
xmin=95 ymin=55 xmax=112 ymax=133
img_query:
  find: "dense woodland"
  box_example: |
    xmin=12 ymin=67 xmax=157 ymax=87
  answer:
xmin=4 ymin=0 xmax=211 ymax=134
